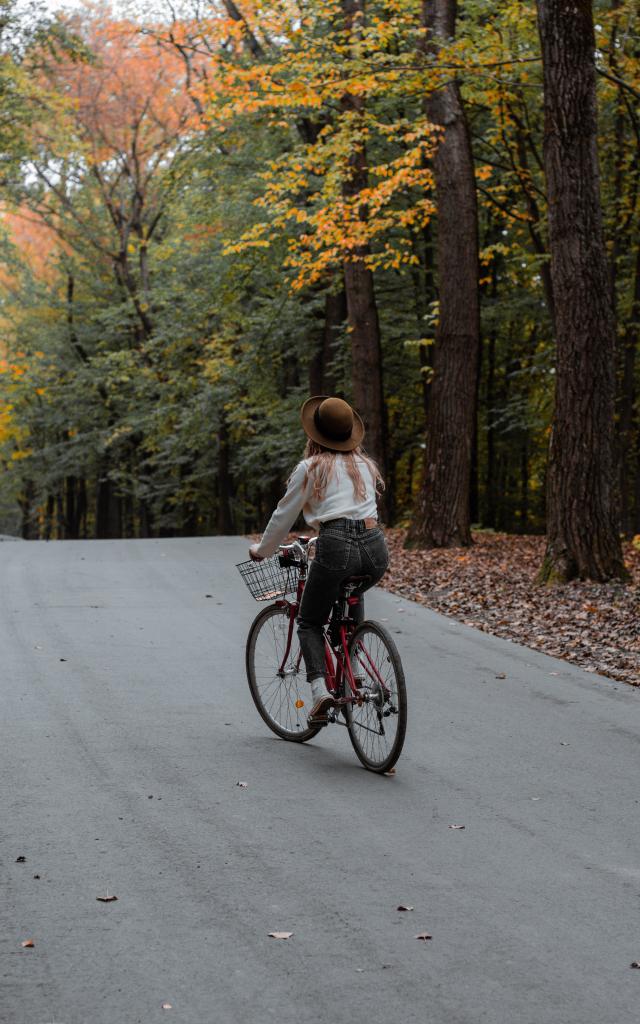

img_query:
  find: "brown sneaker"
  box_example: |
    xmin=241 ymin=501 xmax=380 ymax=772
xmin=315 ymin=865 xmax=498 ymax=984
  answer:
xmin=307 ymin=694 xmax=336 ymax=726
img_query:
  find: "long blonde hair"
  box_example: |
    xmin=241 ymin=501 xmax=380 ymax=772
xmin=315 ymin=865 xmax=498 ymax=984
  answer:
xmin=301 ymin=439 xmax=385 ymax=503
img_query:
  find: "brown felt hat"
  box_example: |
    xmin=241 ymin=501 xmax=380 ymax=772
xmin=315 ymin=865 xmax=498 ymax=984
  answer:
xmin=300 ymin=396 xmax=365 ymax=452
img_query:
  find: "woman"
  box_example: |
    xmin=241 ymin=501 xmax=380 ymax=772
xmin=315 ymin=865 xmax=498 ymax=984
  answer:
xmin=249 ymin=396 xmax=389 ymax=725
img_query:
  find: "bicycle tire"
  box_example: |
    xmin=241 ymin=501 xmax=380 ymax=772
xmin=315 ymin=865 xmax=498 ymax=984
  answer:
xmin=345 ymin=620 xmax=407 ymax=773
xmin=246 ymin=604 xmax=321 ymax=743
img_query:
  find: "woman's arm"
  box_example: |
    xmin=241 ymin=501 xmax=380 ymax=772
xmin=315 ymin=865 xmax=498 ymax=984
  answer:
xmin=251 ymin=462 xmax=308 ymax=559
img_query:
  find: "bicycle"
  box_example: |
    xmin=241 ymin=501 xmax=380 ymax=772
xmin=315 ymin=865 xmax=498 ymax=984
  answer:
xmin=236 ymin=537 xmax=407 ymax=774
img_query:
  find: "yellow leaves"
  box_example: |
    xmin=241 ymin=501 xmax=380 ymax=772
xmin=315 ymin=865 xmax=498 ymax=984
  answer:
xmin=220 ymin=101 xmax=440 ymax=288
xmin=223 ymin=238 xmax=272 ymax=255
xmin=480 ymin=242 xmax=515 ymax=265
xmin=11 ymin=448 xmax=32 ymax=461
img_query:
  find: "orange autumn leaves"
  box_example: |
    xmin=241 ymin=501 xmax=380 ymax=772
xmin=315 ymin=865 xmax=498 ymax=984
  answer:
xmin=225 ymin=118 xmax=439 ymax=287
xmin=199 ymin=0 xmax=443 ymax=286
xmin=38 ymin=15 xmax=200 ymax=169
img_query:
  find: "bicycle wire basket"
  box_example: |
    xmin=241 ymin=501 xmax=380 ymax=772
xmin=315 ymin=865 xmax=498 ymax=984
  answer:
xmin=236 ymin=554 xmax=299 ymax=602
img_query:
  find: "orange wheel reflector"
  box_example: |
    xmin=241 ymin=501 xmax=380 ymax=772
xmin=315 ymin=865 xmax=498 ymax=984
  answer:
xmin=295 ymin=699 xmax=305 ymax=709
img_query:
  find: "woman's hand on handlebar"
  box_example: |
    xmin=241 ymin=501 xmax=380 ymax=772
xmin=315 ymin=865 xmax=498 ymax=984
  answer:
xmin=249 ymin=543 xmax=264 ymax=562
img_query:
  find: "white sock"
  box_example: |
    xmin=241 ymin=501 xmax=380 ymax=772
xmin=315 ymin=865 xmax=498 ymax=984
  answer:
xmin=309 ymin=676 xmax=326 ymax=702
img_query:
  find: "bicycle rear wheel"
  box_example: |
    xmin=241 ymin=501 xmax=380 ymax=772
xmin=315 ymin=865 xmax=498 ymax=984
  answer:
xmin=246 ymin=604 xmax=321 ymax=742
xmin=345 ymin=620 xmax=407 ymax=773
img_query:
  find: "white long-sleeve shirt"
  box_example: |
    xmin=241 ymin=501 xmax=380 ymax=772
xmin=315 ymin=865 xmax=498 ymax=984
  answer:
xmin=255 ymin=456 xmax=378 ymax=558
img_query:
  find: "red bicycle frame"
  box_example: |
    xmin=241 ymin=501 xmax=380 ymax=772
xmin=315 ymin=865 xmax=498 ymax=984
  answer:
xmin=274 ymin=575 xmax=387 ymax=705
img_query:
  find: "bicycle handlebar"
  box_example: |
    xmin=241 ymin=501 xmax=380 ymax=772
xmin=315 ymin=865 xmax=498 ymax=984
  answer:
xmin=279 ymin=536 xmax=318 ymax=563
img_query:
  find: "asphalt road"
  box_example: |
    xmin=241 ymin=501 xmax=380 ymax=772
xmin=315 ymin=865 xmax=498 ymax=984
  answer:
xmin=1 ymin=537 xmax=639 ymax=1024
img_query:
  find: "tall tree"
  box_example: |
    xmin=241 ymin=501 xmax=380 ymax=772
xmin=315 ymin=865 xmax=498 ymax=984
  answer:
xmin=536 ymin=0 xmax=627 ymax=581
xmin=406 ymin=0 xmax=480 ymax=547
xmin=340 ymin=0 xmax=387 ymax=483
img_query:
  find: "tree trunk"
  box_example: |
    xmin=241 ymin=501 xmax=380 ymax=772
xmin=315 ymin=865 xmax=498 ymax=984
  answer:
xmin=309 ymin=288 xmax=346 ymax=395
xmin=65 ymin=475 xmax=78 ymax=539
xmin=95 ymin=467 xmax=121 ymax=539
xmin=43 ymin=493 xmax=54 ymax=541
xmin=406 ymin=0 xmax=480 ymax=548
xmin=341 ymin=0 xmax=388 ymax=489
xmin=342 ymin=257 xmax=387 ymax=476
xmin=77 ymin=478 xmax=88 ymax=538
xmin=485 ymin=331 xmax=496 ymax=527
xmin=217 ymin=416 xmax=234 ymax=535
xmin=536 ymin=0 xmax=627 ymax=582
xmin=520 ymin=438 xmax=529 ymax=532
xmin=618 ymin=247 xmax=639 ymax=537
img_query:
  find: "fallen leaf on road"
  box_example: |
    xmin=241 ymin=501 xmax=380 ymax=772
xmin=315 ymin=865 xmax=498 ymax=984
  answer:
xmin=205 ymin=594 xmax=213 ymax=598
xmin=96 ymin=894 xmax=118 ymax=902
xmin=236 ymin=781 xmax=248 ymax=788
xmin=21 ymin=939 xmax=34 ymax=948
xmin=560 ymin=742 xmax=570 ymax=746
xmin=161 ymin=1001 xmax=173 ymax=1009
xmin=397 ymin=905 xmax=414 ymax=912
xmin=268 ymin=932 xmax=293 ymax=939
xmin=33 ymin=874 xmax=40 ymax=879
xmin=448 ymin=824 xmax=466 ymax=830
xmin=631 ymin=961 xmax=640 ymax=969
xmin=495 ymin=673 xmax=506 ymax=679
xmin=415 ymin=933 xmax=432 ymax=941
xmin=16 ymin=855 xmax=26 ymax=863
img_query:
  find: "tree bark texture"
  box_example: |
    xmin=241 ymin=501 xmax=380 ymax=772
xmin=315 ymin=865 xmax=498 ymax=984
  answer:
xmin=617 ymin=247 xmax=639 ymax=537
xmin=309 ymin=288 xmax=346 ymax=395
xmin=406 ymin=0 xmax=480 ymax=548
xmin=342 ymin=256 xmax=387 ymax=476
xmin=340 ymin=0 xmax=388 ymax=489
xmin=536 ymin=0 xmax=627 ymax=581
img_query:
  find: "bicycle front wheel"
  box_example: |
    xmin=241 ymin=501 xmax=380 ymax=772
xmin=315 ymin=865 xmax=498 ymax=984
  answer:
xmin=246 ymin=604 xmax=321 ymax=742
xmin=346 ymin=620 xmax=407 ymax=773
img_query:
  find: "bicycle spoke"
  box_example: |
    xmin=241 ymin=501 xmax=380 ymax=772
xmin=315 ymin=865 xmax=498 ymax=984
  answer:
xmin=346 ymin=621 xmax=406 ymax=772
xmin=247 ymin=605 xmax=317 ymax=741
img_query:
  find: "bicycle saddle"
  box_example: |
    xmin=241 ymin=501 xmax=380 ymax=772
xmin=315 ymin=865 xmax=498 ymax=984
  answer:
xmin=342 ymin=574 xmax=372 ymax=586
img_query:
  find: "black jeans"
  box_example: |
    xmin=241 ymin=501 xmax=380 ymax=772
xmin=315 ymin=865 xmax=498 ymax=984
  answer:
xmin=297 ymin=518 xmax=389 ymax=681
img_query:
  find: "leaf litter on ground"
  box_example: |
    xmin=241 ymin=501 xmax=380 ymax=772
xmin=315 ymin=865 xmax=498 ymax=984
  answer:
xmin=268 ymin=931 xmax=293 ymax=939
xmin=380 ymin=530 xmax=640 ymax=687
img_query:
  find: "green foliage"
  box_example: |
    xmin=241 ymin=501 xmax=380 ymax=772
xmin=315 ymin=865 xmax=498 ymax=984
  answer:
xmin=0 ymin=0 xmax=639 ymax=539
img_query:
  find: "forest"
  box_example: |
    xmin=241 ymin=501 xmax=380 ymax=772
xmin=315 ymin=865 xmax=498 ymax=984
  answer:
xmin=0 ymin=0 xmax=638 ymax=584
